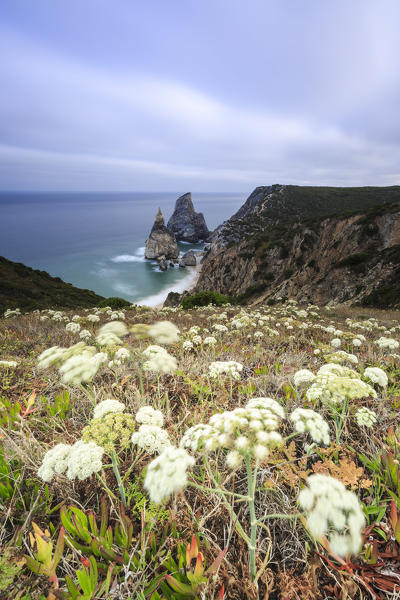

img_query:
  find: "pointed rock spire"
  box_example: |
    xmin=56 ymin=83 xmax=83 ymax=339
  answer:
xmin=167 ymin=192 xmax=210 ymax=242
xmin=145 ymin=208 xmax=179 ymax=260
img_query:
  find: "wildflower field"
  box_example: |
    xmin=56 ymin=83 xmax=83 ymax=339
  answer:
xmin=1 ymin=300 xmax=400 ymax=600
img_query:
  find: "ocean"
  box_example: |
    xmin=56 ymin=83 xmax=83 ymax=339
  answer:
xmin=0 ymin=192 xmax=245 ymax=305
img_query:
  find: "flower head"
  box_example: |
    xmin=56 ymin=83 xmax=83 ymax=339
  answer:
xmin=144 ymin=447 xmax=195 ymax=504
xmin=93 ymin=399 xmax=125 ymax=420
xmin=298 ymin=474 xmax=365 ymax=557
xmin=148 ymin=321 xmax=180 ymax=344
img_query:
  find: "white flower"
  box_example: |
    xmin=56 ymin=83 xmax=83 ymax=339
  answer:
xmin=144 ymin=447 xmax=195 ymax=504
xmin=148 ymin=321 xmax=180 ymax=344
xmin=142 ymin=345 xmax=169 ymax=358
xmin=363 ymin=367 xmax=388 ymax=387
xmin=290 ymin=408 xmax=330 ymax=445
xmin=115 ymin=347 xmax=130 ymax=361
xmin=66 ymin=441 xmax=104 ymax=480
xmin=330 ymin=338 xmax=341 ymax=349
xmin=192 ymin=335 xmax=202 ymax=345
xmin=87 ymin=314 xmax=100 ymax=322
xmin=66 ymin=322 xmax=81 ymax=333
xmin=352 ymin=339 xmax=362 ymax=347
xmin=96 ymin=321 xmax=128 ymax=346
xmin=0 ymin=360 xmax=18 ymax=368
xmin=226 ymin=450 xmax=243 ymax=469
xmin=38 ymin=346 xmax=67 ymax=369
xmin=79 ymin=329 xmax=92 ymax=340
xmin=131 ymin=425 xmax=170 ymax=454
xmin=93 ymin=352 xmax=108 ymax=365
xmin=182 ymin=340 xmax=194 ymax=351
xmin=38 ymin=443 xmax=72 ymax=482
xmin=204 ymin=336 xmax=217 ymax=346
xmin=59 ymin=352 xmax=100 ymax=385
xmin=298 ymin=474 xmax=365 ymax=557
xmin=136 ymin=405 xmax=164 ymax=427
xmin=4 ymin=308 xmax=21 ymax=318
xmin=325 ymin=351 xmax=358 ymax=365
xmin=93 ymin=399 xmax=125 ymax=420
xmin=375 ymin=337 xmax=399 ymax=350
xmin=355 ymin=407 xmax=377 ymax=427
xmin=293 ymin=369 xmax=316 ymax=387
xmin=143 ymin=351 xmax=177 ymax=375
xmin=208 ymin=361 xmax=243 ymax=380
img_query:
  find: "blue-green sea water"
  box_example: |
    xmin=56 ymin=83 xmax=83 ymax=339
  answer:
xmin=0 ymin=192 xmax=245 ymax=305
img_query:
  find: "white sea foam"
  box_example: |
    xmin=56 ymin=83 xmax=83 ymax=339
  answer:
xmin=137 ymin=267 xmax=199 ymax=307
xmin=111 ymin=247 xmax=146 ymax=263
xmin=112 ymin=281 xmax=137 ymax=296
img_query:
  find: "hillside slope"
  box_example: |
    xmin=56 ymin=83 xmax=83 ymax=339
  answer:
xmin=0 ymin=256 xmax=104 ymax=312
xmin=195 ymin=185 xmax=400 ymax=307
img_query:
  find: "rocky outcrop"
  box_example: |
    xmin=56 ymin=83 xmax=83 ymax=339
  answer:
xmin=145 ymin=208 xmax=179 ymax=260
xmin=167 ymin=193 xmax=209 ymax=242
xmin=195 ymin=185 xmax=400 ymax=308
xmin=179 ymin=250 xmax=197 ymax=267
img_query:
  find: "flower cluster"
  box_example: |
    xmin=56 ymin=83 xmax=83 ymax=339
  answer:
xmin=136 ymin=405 xmax=164 ymax=427
xmin=298 ymin=474 xmax=365 ymax=557
xmin=290 ymin=408 xmax=330 ymax=445
xmin=4 ymin=308 xmax=21 ymax=318
xmin=66 ymin=322 xmax=81 ymax=333
xmin=375 ymin=337 xmax=399 ymax=350
xmin=38 ymin=440 xmax=104 ymax=482
xmin=293 ymin=369 xmax=316 ymax=387
xmin=93 ymin=399 xmax=125 ymax=420
xmin=305 ymin=364 xmax=376 ymax=406
xmin=181 ymin=397 xmax=285 ymax=467
xmin=143 ymin=346 xmax=177 ymax=375
xmin=96 ymin=321 xmax=128 ymax=346
xmin=208 ymin=360 xmax=243 ymax=380
xmin=363 ymin=367 xmax=388 ymax=387
xmin=148 ymin=321 xmax=180 ymax=345
xmin=144 ymin=447 xmax=195 ymax=504
xmin=82 ymin=412 xmax=136 ymax=454
xmin=354 ymin=407 xmax=377 ymax=428
xmin=0 ymin=360 xmax=18 ymax=368
xmin=131 ymin=425 xmax=170 ymax=455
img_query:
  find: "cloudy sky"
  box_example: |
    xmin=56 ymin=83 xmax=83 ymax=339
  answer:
xmin=1 ymin=0 xmax=400 ymax=191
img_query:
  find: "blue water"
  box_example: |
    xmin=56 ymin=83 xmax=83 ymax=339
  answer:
xmin=0 ymin=192 xmax=245 ymax=304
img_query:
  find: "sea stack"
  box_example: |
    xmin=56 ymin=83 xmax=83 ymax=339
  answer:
xmin=144 ymin=208 xmax=179 ymax=260
xmin=167 ymin=192 xmax=210 ymax=242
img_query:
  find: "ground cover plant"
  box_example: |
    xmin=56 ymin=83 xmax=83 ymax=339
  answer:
xmin=0 ymin=300 xmax=399 ymax=599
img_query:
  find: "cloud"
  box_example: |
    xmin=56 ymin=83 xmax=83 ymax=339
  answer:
xmin=0 ymin=17 xmax=400 ymax=191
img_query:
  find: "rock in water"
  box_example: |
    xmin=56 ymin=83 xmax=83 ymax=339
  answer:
xmin=167 ymin=192 xmax=210 ymax=242
xmin=145 ymin=208 xmax=179 ymax=260
xmin=180 ymin=250 xmax=197 ymax=266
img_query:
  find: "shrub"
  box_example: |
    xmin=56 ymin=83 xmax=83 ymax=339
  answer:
xmin=98 ymin=297 xmax=133 ymax=309
xmin=181 ymin=290 xmax=230 ymax=309
xmin=334 ymin=252 xmax=373 ymax=268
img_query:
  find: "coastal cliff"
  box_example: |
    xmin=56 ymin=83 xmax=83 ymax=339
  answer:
xmin=194 ymin=185 xmax=400 ymax=307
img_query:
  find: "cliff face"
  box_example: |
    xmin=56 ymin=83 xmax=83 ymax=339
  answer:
xmin=195 ymin=185 xmax=400 ymax=307
xmin=167 ymin=192 xmax=209 ymax=242
xmin=145 ymin=208 xmax=179 ymax=260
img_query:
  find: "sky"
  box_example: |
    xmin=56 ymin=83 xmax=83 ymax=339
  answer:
xmin=1 ymin=0 xmax=400 ymax=192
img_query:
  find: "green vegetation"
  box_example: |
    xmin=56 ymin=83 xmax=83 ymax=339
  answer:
xmin=97 ymin=296 xmax=132 ymax=309
xmin=334 ymin=252 xmax=373 ymax=268
xmin=181 ymin=290 xmax=230 ymax=309
xmin=0 ymin=255 xmax=104 ymax=312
